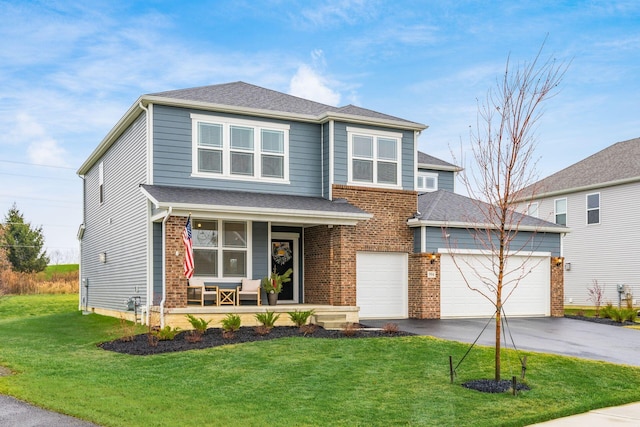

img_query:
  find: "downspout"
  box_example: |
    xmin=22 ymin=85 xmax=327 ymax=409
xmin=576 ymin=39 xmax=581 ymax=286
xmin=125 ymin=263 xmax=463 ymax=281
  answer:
xmin=160 ymin=207 xmax=172 ymax=328
xmin=138 ymin=100 xmax=153 ymax=325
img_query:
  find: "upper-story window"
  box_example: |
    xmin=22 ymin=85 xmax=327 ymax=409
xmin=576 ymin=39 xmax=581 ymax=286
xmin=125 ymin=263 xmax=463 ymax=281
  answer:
xmin=192 ymin=114 xmax=289 ymax=183
xmin=527 ymin=202 xmax=539 ymax=218
xmin=98 ymin=162 xmax=104 ymax=204
xmin=417 ymin=172 xmax=438 ymax=192
xmin=347 ymin=127 xmax=402 ymax=188
xmin=586 ymin=193 xmax=600 ymax=225
xmin=554 ymin=198 xmax=567 ymax=226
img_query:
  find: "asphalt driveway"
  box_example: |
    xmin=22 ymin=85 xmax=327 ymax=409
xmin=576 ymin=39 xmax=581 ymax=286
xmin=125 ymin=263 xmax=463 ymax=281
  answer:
xmin=363 ymin=317 xmax=640 ymax=366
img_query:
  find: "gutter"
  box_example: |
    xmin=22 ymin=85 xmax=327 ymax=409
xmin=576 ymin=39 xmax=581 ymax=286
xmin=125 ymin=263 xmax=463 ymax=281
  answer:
xmin=138 ymin=101 xmax=152 ymax=325
xmin=159 ymin=207 xmax=172 ymax=328
xmin=406 ymin=218 xmax=571 ymax=234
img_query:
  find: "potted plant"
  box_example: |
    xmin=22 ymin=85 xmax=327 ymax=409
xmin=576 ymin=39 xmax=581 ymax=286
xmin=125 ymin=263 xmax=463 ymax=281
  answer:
xmin=261 ymin=267 xmax=293 ymax=306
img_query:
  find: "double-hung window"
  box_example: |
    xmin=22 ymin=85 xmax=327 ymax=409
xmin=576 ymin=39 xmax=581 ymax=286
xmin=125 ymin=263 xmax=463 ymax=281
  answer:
xmin=98 ymin=162 xmax=104 ymax=204
xmin=417 ymin=172 xmax=438 ymax=192
xmin=192 ymin=114 xmax=289 ymax=182
xmin=347 ymin=127 xmax=402 ymax=187
xmin=586 ymin=193 xmax=600 ymax=225
xmin=554 ymin=198 xmax=567 ymax=226
xmin=192 ymin=220 xmax=250 ymax=278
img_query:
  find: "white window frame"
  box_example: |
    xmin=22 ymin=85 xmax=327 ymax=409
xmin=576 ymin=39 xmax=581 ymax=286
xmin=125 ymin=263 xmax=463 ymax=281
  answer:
xmin=98 ymin=162 xmax=104 ymax=204
xmin=191 ymin=114 xmax=290 ymax=183
xmin=416 ymin=172 xmax=438 ymax=192
xmin=554 ymin=198 xmax=567 ymax=226
xmin=527 ymin=202 xmax=539 ymax=218
xmin=347 ymin=126 xmax=402 ymax=189
xmin=586 ymin=192 xmax=600 ymax=225
xmin=191 ymin=219 xmax=253 ymax=281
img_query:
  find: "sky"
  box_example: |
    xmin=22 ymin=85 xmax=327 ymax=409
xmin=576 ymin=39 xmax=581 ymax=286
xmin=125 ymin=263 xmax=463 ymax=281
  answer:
xmin=0 ymin=0 xmax=639 ymax=263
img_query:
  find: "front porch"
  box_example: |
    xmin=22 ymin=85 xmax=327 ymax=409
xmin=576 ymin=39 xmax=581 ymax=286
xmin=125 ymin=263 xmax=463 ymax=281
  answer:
xmin=158 ymin=304 xmax=360 ymax=330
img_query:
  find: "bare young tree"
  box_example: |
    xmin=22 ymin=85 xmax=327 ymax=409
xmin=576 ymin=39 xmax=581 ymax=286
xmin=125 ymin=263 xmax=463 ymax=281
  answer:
xmin=451 ymin=43 xmax=568 ymax=381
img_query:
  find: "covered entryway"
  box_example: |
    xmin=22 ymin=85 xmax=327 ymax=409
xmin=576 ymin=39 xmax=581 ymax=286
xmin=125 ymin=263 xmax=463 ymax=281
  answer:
xmin=356 ymin=252 xmax=408 ymax=318
xmin=440 ymin=252 xmax=550 ymax=318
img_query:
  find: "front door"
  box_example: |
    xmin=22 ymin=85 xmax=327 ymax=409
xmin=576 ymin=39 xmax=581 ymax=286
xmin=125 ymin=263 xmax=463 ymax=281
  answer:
xmin=271 ymin=233 xmax=298 ymax=302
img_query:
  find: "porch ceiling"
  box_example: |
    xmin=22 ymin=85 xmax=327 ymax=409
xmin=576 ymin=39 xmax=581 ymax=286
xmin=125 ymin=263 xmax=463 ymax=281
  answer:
xmin=141 ymin=184 xmax=371 ymax=225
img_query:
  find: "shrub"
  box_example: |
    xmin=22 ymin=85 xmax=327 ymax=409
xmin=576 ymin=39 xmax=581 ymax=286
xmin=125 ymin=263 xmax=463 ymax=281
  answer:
xmin=254 ymin=325 xmax=271 ymax=336
xmin=186 ymin=314 xmax=211 ymax=335
xmin=342 ymin=322 xmax=358 ymax=337
xmin=288 ymin=309 xmax=315 ymax=327
xmin=601 ymin=302 xmax=614 ymax=319
xmin=118 ymin=315 xmax=137 ymax=342
xmin=587 ymin=280 xmax=604 ymax=317
xmin=221 ymin=314 xmax=241 ymax=338
xmin=300 ymin=323 xmax=317 ymax=336
xmin=153 ymin=325 xmax=181 ymax=341
xmin=382 ymin=322 xmax=400 ymax=334
xmin=621 ymin=308 xmax=637 ymax=323
xmin=255 ymin=311 xmax=281 ymax=329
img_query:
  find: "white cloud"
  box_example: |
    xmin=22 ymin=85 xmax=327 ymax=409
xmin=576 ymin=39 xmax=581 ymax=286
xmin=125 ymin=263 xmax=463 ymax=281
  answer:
xmin=7 ymin=113 xmax=69 ymax=167
xmin=289 ymin=64 xmax=341 ymax=106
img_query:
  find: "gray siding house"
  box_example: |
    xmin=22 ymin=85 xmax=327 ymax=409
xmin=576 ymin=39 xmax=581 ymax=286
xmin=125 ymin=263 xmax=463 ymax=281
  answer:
xmin=516 ymin=137 xmax=640 ymax=307
xmin=78 ymin=81 xmax=565 ymax=326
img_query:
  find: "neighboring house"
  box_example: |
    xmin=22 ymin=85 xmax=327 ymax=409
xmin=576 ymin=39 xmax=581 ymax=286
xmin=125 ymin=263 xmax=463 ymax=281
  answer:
xmin=77 ymin=81 xmax=565 ymax=326
xmin=516 ymin=137 xmax=640 ymax=307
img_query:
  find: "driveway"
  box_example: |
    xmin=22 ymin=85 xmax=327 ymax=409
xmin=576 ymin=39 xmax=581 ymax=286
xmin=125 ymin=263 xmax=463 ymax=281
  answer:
xmin=363 ymin=317 xmax=640 ymax=366
xmin=0 ymin=395 xmax=99 ymax=427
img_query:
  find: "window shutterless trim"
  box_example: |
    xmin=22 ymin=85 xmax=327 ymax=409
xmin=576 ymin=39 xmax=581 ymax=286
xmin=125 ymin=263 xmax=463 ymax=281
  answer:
xmin=586 ymin=192 xmax=600 ymax=225
xmin=346 ymin=127 xmax=402 ymax=189
xmin=191 ymin=113 xmax=290 ymax=183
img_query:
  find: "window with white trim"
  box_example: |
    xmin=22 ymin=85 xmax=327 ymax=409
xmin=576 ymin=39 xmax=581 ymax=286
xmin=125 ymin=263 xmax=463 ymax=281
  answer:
xmin=98 ymin=162 xmax=104 ymax=204
xmin=192 ymin=114 xmax=289 ymax=182
xmin=347 ymin=127 xmax=402 ymax=187
xmin=417 ymin=172 xmax=438 ymax=192
xmin=192 ymin=219 xmax=250 ymax=278
xmin=554 ymin=198 xmax=567 ymax=226
xmin=586 ymin=193 xmax=600 ymax=225
xmin=527 ymin=202 xmax=539 ymax=218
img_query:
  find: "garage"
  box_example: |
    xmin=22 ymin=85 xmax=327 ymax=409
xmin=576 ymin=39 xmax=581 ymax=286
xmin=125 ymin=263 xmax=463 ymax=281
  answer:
xmin=440 ymin=251 xmax=550 ymax=318
xmin=356 ymin=252 xmax=408 ymax=318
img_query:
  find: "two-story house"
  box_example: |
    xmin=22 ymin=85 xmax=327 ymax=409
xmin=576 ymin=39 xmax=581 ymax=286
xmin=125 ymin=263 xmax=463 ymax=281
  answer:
xmin=516 ymin=137 xmax=640 ymax=307
xmin=77 ymin=81 xmax=565 ymax=327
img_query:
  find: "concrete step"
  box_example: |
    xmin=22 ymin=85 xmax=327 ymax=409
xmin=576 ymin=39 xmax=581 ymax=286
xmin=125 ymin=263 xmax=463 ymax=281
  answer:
xmin=314 ymin=314 xmax=348 ymax=330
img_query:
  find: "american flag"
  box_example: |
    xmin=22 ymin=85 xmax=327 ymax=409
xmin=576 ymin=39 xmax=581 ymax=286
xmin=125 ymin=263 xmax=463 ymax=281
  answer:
xmin=182 ymin=216 xmax=194 ymax=278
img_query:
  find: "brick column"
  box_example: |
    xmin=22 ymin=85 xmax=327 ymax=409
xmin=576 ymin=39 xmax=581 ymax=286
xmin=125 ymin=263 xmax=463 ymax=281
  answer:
xmin=550 ymin=257 xmax=564 ymax=317
xmin=164 ymin=216 xmax=189 ymax=309
xmin=409 ymin=253 xmax=441 ymax=318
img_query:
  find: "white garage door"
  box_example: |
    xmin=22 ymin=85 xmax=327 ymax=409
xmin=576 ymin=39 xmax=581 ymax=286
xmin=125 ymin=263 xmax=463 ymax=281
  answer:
xmin=440 ymin=252 xmax=550 ymax=318
xmin=356 ymin=252 xmax=408 ymax=319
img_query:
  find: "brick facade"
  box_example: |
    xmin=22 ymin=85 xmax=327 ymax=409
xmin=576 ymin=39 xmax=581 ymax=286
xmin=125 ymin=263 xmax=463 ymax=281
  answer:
xmin=408 ymin=253 xmax=441 ymax=318
xmin=550 ymin=258 xmax=564 ymax=317
xmin=303 ymin=185 xmax=417 ymax=307
xmin=165 ymin=216 xmax=189 ymax=309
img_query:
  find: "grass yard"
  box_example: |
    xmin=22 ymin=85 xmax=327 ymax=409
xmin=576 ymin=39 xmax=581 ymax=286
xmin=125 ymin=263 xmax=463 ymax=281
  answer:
xmin=1 ymin=295 xmax=640 ymax=427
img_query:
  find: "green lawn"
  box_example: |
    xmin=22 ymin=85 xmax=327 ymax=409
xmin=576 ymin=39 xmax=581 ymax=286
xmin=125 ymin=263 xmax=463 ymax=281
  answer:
xmin=1 ymin=295 xmax=640 ymax=427
xmin=40 ymin=264 xmax=79 ymax=280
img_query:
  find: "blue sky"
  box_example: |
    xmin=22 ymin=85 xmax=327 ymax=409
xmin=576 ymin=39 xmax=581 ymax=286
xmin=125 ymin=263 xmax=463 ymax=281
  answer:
xmin=1 ymin=0 xmax=639 ymax=261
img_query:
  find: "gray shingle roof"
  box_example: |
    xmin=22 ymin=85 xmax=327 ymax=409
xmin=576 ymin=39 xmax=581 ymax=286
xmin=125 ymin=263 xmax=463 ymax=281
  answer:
xmin=521 ymin=137 xmax=640 ymax=198
xmin=417 ymin=190 xmax=563 ymax=230
xmin=417 ymin=151 xmax=461 ymax=170
xmin=140 ymin=184 xmax=368 ymax=216
xmin=148 ymin=81 xmax=425 ymax=128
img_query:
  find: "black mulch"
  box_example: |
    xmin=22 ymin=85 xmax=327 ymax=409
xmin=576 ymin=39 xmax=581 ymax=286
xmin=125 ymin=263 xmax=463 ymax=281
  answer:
xmin=564 ymin=314 xmax=637 ymax=327
xmin=462 ymin=379 xmax=530 ymax=393
xmin=99 ymin=325 xmax=414 ymax=356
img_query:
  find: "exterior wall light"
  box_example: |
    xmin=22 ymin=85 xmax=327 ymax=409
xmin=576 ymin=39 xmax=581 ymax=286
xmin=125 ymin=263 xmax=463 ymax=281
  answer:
xmin=429 ymin=253 xmax=437 ymax=264
xmin=99 ymin=252 xmax=107 ymax=263
xmin=553 ymin=257 xmax=563 ymax=266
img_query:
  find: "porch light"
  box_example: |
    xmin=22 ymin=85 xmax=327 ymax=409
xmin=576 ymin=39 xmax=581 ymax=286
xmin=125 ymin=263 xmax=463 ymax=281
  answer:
xmin=553 ymin=257 xmax=563 ymax=266
xmin=429 ymin=253 xmax=437 ymax=264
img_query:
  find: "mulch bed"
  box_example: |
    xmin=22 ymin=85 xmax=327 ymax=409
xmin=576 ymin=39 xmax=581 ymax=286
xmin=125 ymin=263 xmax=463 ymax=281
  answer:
xmin=99 ymin=325 xmax=414 ymax=356
xmin=462 ymin=379 xmax=530 ymax=393
xmin=564 ymin=314 xmax=636 ymax=327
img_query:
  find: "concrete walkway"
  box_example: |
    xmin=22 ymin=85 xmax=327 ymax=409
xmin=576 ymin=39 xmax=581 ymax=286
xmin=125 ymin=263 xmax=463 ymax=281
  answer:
xmin=0 ymin=395 xmax=99 ymax=427
xmin=364 ymin=317 xmax=640 ymax=426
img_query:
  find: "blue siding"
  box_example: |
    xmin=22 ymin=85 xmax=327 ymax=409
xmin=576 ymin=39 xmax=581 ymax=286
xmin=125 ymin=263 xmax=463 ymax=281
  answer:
xmin=418 ymin=168 xmax=455 ymax=192
xmin=153 ymin=222 xmax=162 ymax=304
xmin=80 ymin=113 xmax=148 ymax=311
xmin=333 ymin=122 xmax=348 ymax=185
xmin=153 ymin=105 xmax=322 ymax=197
xmin=422 ymin=226 xmax=561 ymax=256
xmin=322 ymin=122 xmax=330 ymax=199
xmin=252 ymin=222 xmax=269 ymax=280
xmin=414 ymin=228 xmax=422 ymax=253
